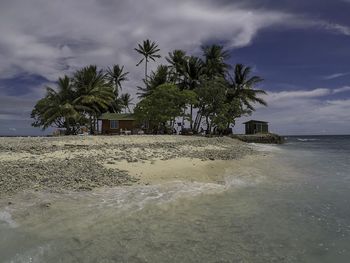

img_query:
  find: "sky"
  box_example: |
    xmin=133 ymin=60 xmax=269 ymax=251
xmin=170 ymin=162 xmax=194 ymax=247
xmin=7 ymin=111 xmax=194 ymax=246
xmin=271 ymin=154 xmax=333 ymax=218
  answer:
xmin=0 ymin=0 xmax=349 ymax=136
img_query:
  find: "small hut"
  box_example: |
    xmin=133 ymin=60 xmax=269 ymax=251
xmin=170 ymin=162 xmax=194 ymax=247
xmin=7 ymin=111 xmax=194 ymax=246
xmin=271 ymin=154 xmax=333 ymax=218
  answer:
xmin=243 ymin=120 xmax=269 ymax=135
xmin=98 ymin=113 xmax=137 ymax=134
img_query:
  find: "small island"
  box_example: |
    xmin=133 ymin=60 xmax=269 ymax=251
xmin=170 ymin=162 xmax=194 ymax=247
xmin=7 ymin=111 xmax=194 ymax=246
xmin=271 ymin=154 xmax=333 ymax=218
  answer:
xmin=0 ymin=40 xmax=280 ymax=197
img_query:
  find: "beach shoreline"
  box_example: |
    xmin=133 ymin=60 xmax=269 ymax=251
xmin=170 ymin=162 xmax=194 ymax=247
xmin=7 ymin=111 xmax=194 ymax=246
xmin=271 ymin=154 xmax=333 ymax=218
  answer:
xmin=0 ymin=135 xmax=262 ymax=198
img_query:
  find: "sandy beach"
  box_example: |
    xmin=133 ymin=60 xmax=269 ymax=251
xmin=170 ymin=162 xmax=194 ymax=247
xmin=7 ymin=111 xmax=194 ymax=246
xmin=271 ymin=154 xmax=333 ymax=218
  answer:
xmin=0 ymin=135 xmax=258 ymax=197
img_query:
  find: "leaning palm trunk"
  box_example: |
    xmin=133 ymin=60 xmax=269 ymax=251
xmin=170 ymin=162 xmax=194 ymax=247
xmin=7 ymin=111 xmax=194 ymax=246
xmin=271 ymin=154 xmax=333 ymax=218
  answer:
xmin=190 ymin=104 xmax=193 ymax=130
xmin=194 ymin=109 xmax=203 ymax=133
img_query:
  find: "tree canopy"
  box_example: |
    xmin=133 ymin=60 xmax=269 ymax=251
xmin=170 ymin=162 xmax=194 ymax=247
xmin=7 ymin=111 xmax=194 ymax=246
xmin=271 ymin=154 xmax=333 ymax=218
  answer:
xmin=31 ymin=65 xmax=126 ymax=135
xmin=134 ymin=83 xmax=196 ymax=134
xmin=32 ymin=39 xmax=268 ymax=136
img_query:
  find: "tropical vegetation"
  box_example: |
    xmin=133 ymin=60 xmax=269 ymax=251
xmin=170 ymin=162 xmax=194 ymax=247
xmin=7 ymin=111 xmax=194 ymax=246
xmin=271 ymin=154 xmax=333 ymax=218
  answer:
xmin=32 ymin=39 xmax=267 ymax=135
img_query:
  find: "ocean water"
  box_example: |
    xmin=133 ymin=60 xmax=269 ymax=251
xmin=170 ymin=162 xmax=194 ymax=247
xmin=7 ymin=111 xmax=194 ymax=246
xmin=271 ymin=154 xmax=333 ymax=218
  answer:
xmin=0 ymin=135 xmax=350 ymax=262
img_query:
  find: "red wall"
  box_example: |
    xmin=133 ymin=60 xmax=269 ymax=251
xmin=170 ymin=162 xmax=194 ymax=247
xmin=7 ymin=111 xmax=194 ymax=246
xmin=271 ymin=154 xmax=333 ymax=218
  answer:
xmin=101 ymin=120 xmax=136 ymax=134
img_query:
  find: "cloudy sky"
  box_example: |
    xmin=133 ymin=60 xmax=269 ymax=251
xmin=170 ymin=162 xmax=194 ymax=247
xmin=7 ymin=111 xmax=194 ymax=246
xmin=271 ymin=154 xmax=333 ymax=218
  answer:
xmin=0 ymin=0 xmax=349 ymax=135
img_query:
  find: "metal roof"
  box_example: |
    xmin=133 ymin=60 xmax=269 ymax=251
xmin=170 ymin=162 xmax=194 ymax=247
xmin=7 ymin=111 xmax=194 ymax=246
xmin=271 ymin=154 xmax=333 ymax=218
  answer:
xmin=243 ymin=120 xmax=268 ymax=124
xmin=98 ymin=113 xmax=136 ymax=121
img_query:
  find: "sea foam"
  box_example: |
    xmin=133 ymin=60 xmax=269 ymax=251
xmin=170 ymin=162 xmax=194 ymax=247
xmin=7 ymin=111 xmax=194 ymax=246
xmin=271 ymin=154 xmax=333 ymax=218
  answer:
xmin=249 ymin=143 xmax=281 ymax=152
xmin=0 ymin=210 xmax=17 ymax=228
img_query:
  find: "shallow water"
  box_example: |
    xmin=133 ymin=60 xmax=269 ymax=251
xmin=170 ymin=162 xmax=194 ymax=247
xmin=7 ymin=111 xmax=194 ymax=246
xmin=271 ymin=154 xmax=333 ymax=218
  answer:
xmin=1 ymin=136 xmax=350 ymax=262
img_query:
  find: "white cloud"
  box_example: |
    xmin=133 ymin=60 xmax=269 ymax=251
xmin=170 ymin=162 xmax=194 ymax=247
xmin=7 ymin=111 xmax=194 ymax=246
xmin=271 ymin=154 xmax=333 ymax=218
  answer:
xmin=265 ymin=88 xmax=330 ymax=106
xmin=1 ymin=0 xmax=350 ymax=135
xmin=323 ymin=72 xmax=350 ymax=80
xmin=0 ymin=0 xmax=349 ymax=85
xmin=0 ymin=0 xmax=291 ymax=83
xmin=333 ymin=86 xmax=350 ymax=93
xmin=321 ymin=22 xmax=350 ymax=36
xmin=236 ymin=87 xmax=350 ymax=135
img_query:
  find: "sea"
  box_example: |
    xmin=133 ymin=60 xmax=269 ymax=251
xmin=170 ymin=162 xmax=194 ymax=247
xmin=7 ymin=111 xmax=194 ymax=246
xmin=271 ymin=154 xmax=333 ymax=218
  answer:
xmin=0 ymin=135 xmax=349 ymax=262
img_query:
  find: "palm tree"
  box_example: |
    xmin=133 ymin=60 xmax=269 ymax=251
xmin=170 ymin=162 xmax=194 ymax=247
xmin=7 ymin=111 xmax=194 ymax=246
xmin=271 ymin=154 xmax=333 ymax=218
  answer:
xmin=227 ymin=64 xmax=267 ymax=112
xmin=31 ymin=76 xmax=82 ymax=134
xmin=120 ymin=93 xmax=133 ymax=113
xmin=137 ymin=65 xmax=171 ymax=98
xmin=135 ymin=39 xmax=161 ymax=81
xmin=182 ymin=56 xmax=204 ymax=130
xmin=166 ymin=49 xmax=187 ymax=83
xmin=73 ymin=65 xmax=116 ymax=133
xmin=202 ymin=44 xmax=230 ymax=79
xmin=106 ymin=64 xmax=129 ymax=96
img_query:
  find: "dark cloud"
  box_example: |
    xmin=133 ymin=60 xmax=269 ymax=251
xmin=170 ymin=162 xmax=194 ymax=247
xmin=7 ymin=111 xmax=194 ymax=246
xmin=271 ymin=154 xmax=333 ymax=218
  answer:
xmin=0 ymin=0 xmax=349 ymax=135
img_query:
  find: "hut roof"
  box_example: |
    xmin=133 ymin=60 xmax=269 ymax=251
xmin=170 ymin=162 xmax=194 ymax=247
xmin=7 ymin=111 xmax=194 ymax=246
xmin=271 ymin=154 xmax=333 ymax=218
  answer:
xmin=243 ymin=120 xmax=268 ymax=124
xmin=98 ymin=113 xmax=136 ymax=121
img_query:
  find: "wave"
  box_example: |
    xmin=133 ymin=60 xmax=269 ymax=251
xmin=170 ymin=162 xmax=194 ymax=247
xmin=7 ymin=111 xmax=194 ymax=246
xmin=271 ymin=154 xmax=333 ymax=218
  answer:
xmin=88 ymin=181 xmax=228 ymax=212
xmin=0 ymin=211 xmax=17 ymax=228
xmin=296 ymin=138 xmax=320 ymax=142
xmin=249 ymin=143 xmax=281 ymax=152
xmin=6 ymin=178 xmax=257 ymax=220
xmin=5 ymin=243 xmax=51 ymax=263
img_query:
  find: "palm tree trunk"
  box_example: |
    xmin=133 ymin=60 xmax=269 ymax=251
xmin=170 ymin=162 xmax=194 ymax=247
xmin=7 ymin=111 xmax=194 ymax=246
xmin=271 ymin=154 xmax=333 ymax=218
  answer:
xmin=206 ymin=116 xmax=210 ymax=134
xmin=145 ymin=59 xmax=148 ymax=81
xmin=182 ymin=109 xmax=185 ymax=132
xmin=64 ymin=118 xmax=71 ymax=135
xmin=194 ymin=110 xmax=202 ymax=132
xmin=190 ymin=104 xmax=193 ymax=130
xmin=89 ymin=115 xmax=94 ymax=135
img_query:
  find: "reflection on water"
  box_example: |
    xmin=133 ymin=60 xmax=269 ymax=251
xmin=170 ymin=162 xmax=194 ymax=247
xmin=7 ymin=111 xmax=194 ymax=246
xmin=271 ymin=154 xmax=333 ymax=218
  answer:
xmin=1 ymin=137 xmax=350 ymax=262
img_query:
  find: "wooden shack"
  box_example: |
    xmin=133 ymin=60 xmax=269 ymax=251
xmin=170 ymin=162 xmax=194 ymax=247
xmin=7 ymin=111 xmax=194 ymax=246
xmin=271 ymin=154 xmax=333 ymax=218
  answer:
xmin=98 ymin=113 xmax=137 ymax=134
xmin=243 ymin=120 xmax=269 ymax=135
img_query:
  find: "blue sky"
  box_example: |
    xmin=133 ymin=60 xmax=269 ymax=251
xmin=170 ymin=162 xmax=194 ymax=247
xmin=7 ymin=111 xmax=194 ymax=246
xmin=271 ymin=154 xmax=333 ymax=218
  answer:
xmin=0 ymin=0 xmax=349 ymax=135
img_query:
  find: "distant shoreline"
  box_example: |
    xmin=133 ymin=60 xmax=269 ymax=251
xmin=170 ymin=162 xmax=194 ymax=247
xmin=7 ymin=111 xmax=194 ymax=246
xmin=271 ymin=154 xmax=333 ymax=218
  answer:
xmin=1 ymin=134 xmax=349 ymax=138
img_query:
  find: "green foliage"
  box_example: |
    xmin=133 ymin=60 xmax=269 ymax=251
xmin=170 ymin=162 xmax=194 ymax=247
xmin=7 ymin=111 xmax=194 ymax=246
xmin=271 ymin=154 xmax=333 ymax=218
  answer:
xmin=137 ymin=65 xmax=171 ymax=98
xmin=195 ymin=78 xmax=227 ymax=132
xmin=166 ymin=49 xmax=187 ymax=83
xmin=73 ymin=65 xmax=115 ymax=115
xmin=194 ymin=64 xmax=267 ymax=133
xmin=134 ymin=84 xmax=197 ymax=133
xmin=31 ymin=65 xmax=125 ymax=134
xmin=120 ymin=93 xmax=133 ymax=113
xmin=106 ymin=64 xmax=129 ymax=96
xmin=32 ymin=40 xmax=268 ymax=136
xmin=31 ymin=76 xmax=86 ymax=134
xmin=202 ymin=44 xmax=230 ymax=78
xmin=182 ymin=56 xmax=204 ymax=91
xmin=227 ymin=64 xmax=267 ymax=111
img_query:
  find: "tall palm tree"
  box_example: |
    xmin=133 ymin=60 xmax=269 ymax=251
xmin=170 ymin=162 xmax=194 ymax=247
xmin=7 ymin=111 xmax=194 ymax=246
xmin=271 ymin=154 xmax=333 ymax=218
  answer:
xmin=120 ymin=93 xmax=133 ymax=113
xmin=73 ymin=65 xmax=116 ymax=133
xmin=166 ymin=49 xmax=187 ymax=83
xmin=202 ymin=44 xmax=230 ymax=79
xmin=135 ymin=39 xmax=161 ymax=81
xmin=137 ymin=65 xmax=171 ymax=98
xmin=106 ymin=64 xmax=129 ymax=96
xmin=182 ymin=56 xmax=204 ymax=90
xmin=227 ymin=64 xmax=267 ymax=111
xmin=182 ymin=56 xmax=204 ymax=130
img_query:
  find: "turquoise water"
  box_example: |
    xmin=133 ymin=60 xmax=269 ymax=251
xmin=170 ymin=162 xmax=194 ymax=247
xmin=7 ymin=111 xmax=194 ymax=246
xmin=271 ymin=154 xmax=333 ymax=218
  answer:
xmin=0 ymin=136 xmax=350 ymax=262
